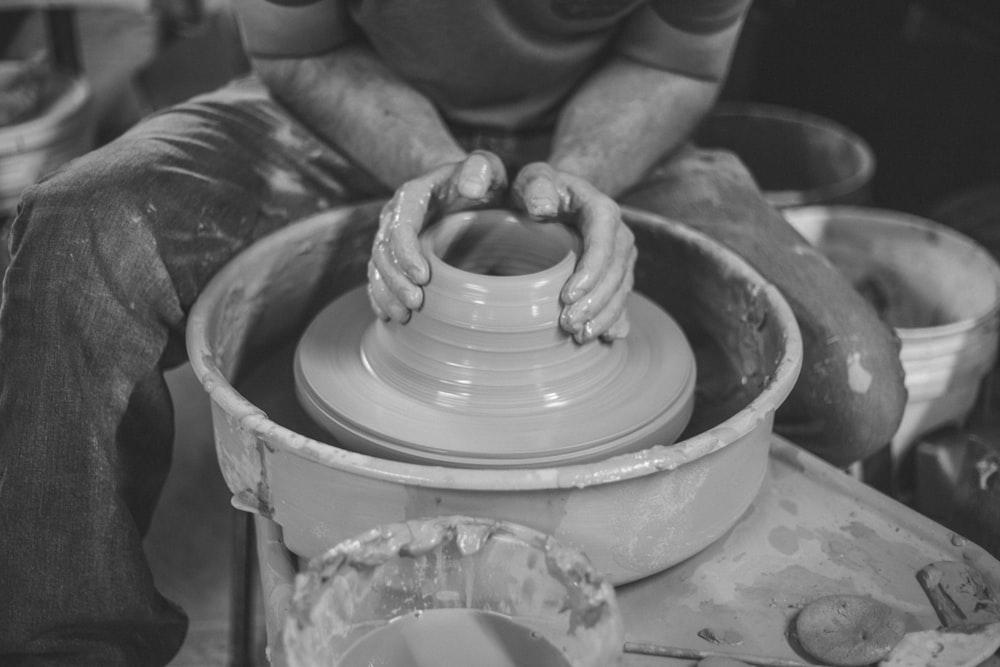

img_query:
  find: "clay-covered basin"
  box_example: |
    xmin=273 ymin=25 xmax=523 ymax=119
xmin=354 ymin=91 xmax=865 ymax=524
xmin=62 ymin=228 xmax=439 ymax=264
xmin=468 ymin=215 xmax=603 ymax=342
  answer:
xmin=283 ymin=515 xmax=624 ymax=667
xmin=186 ymin=203 xmax=803 ymax=584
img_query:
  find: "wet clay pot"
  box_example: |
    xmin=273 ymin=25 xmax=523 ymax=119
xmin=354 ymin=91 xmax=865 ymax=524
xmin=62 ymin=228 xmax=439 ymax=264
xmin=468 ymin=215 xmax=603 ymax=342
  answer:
xmin=186 ymin=203 xmax=803 ymax=584
xmin=294 ymin=210 xmax=696 ymax=467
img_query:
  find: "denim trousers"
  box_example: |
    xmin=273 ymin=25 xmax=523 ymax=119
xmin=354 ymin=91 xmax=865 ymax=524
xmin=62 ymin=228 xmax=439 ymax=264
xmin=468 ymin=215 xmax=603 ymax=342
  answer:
xmin=0 ymin=77 xmax=904 ymax=665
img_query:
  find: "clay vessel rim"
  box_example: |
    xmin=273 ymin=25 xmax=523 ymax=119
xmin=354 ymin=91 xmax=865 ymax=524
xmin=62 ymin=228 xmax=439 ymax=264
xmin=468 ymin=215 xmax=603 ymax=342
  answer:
xmin=313 ymin=515 xmax=603 ymax=572
xmin=421 ymin=210 xmax=580 ymax=286
xmin=425 ymin=239 xmax=578 ymax=284
xmin=288 ymin=515 xmax=623 ymax=662
xmin=186 ymin=205 xmax=804 ymax=490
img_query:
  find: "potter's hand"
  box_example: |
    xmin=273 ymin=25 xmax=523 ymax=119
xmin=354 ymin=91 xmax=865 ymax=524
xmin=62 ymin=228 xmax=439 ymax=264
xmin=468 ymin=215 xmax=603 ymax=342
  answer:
xmin=368 ymin=151 xmax=507 ymax=323
xmin=512 ymin=163 xmax=636 ymax=343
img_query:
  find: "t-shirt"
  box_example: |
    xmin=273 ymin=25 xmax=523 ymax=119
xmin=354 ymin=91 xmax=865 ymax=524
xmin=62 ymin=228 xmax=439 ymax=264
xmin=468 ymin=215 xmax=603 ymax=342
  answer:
xmin=238 ymin=0 xmax=750 ymax=130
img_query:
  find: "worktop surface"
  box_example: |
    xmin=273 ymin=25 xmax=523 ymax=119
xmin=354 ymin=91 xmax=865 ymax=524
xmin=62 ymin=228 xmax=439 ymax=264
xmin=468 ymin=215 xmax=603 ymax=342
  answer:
xmin=616 ymin=436 xmax=1000 ymax=665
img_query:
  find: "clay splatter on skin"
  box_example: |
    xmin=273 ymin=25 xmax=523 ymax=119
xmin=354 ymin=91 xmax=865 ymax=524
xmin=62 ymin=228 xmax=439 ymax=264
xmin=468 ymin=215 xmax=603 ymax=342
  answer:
xmin=846 ymin=350 xmax=873 ymax=393
xmin=257 ymin=163 xmax=308 ymax=196
xmin=790 ymin=243 xmax=827 ymax=262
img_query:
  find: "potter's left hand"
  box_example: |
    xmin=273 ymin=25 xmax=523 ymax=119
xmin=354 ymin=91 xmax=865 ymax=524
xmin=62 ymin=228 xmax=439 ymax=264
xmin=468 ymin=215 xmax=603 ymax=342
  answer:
xmin=512 ymin=163 xmax=636 ymax=343
xmin=368 ymin=151 xmax=507 ymax=323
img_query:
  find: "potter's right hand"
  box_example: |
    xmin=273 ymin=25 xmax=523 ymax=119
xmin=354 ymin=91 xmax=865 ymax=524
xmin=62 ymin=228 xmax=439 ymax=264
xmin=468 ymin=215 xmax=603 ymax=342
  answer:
xmin=367 ymin=151 xmax=507 ymax=323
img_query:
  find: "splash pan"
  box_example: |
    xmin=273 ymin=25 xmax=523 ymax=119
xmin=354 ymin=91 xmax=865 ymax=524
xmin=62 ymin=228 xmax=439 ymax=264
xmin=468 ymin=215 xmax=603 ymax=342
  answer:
xmin=294 ymin=210 xmax=696 ymax=468
xmin=283 ymin=515 xmax=624 ymax=667
xmin=186 ymin=203 xmax=802 ymax=583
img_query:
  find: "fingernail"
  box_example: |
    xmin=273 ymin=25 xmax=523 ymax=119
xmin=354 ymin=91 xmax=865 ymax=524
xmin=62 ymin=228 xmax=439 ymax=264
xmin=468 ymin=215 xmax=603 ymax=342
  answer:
xmin=404 ymin=287 xmax=424 ymax=310
xmin=462 ymin=176 xmax=487 ymax=198
xmin=405 ymin=260 xmax=430 ymax=285
xmin=562 ymin=285 xmax=583 ymax=303
xmin=389 ymin=303 xmax=412 ymax=324
xmin=602 ymin=318 xmax=630 ymax=341
xmin=528 ymin=196 xmax=556 ymax=217
xmin=560 ymin=309 xmax=582 ymax=333
xmin=573 ymin=321 xmax=594 ymax=345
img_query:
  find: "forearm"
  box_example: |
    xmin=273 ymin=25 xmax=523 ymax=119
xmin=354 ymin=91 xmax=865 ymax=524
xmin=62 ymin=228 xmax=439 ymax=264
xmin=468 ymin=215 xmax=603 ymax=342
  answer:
xmin=549 ymin=55 xmax=720 ymax=198
xmin=252 ymin=43 xmax=466 ymax=189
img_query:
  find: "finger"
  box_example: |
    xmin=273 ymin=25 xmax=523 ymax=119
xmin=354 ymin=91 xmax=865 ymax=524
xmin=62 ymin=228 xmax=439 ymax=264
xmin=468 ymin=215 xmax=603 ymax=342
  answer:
xmin=600 ymin=313 xmax=631 ymax=342
xmin=379 ymin=182 xmax=437 ymax=285
xmin=367 ymin=260 xmax=411 ymax=323
xmin=370 ymin=233 xmax=424 ymax=310
xmin=510 ymin=165 xmax=561 ymax=219
xmin=442 ymin=150 xmax=508 ymax=210
xmin=561 ymin=193 xmax=623 ymax=304
xmin=366 ymin=280 xmax=390 ymax=321
xmin=573 ymin=289 xmax=628 ymax=344
xmin=569 ymin=246 xmax=634 ymax=343
xmin=561 ymin=238 xmax=635 ymax=333
xmin=455 ymin=151 xmax=494 ymax=200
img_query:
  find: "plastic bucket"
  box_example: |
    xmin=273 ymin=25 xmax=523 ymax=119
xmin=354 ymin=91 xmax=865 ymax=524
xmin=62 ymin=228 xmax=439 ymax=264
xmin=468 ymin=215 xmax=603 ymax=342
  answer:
xmin=696 ymin=103 xmax=875 ymax=208
xmin=785 ymin=206 xmax=1000 ymax=490
xmin=0 ymin=75 xmax=94 ymax=215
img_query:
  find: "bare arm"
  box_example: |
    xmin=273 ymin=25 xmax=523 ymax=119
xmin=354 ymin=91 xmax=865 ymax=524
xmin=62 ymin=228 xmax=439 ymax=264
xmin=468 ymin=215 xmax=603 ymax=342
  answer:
xmin=549 ymin=11 xmax=744 ymax=195
xmin=252 ymin=43 xmax=467 ymax=189
xmin=509 ymin=12 xmax=744 ymax=341
xmin=252 ymin=45 xmax=509 ymax=321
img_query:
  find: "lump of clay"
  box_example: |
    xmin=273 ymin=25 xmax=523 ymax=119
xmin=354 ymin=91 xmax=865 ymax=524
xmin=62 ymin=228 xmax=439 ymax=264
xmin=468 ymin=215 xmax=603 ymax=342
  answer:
xmin=879 ymin=622 xmax=1000 ymax=667
xmin=795 ymin=594 xmax=906 ymax=667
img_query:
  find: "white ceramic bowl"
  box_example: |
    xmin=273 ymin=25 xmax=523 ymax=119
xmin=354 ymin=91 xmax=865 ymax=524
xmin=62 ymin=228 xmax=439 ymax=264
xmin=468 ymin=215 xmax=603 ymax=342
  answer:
xmin=784 ymin=205 xmax=1000 ymax=485
xmin=283 ymin=515 xmax=624 ymax=667
xmin=187 ymin=203 xmax=803 ymax=584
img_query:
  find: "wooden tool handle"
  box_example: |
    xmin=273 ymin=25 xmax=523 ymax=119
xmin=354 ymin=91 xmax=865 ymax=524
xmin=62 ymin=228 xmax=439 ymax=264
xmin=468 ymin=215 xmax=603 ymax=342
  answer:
xmin=917 ymin=561 xmax=1000 ymax=627
xmin=623 ymin=641 xmax=829 ymax=667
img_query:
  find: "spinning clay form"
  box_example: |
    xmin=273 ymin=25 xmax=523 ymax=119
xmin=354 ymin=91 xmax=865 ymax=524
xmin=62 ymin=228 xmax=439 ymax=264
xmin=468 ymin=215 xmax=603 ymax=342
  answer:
xmin=295 ymin=210 xmax=697 ymax=467
xmin=187 ymin=202 xmax=804 ymax=582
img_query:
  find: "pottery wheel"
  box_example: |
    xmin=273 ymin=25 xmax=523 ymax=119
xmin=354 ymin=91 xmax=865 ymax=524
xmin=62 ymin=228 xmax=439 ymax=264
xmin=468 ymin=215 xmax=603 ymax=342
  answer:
xmin=294 ymin=211 xmax=697 ymax=468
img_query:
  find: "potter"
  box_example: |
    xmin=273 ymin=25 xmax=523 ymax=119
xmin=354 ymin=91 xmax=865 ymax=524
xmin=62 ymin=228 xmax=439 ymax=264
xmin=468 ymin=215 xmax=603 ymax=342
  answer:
xmin=1 ymin=0 xmax=907 ymax=664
